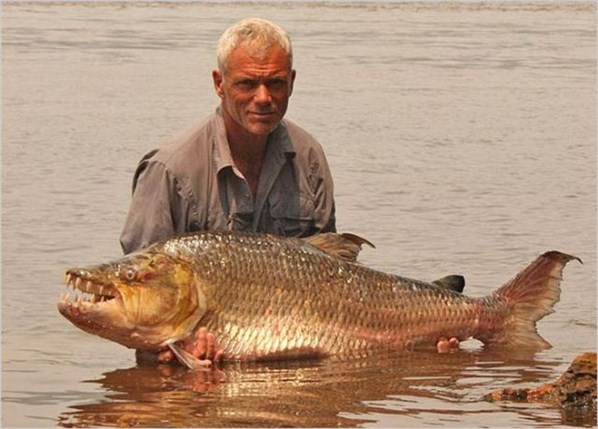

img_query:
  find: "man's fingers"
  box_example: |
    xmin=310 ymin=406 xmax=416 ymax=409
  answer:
xmin=197 ymin=327 xmax=208 ymax=339
xmin=206 ymin=332 xmax=216 ymax=359
xmin=436 ymin=337 xmax=460 ymax=353
xmin=436 ymin=337 xmax=450 ymax=353
xmin=192 ymin=327 xmax=208 ymax=358
xmin=157 ymin=349 xmax=174 ymax=363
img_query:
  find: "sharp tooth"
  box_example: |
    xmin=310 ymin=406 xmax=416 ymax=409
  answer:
xmin=99 ymin=286 xmax=105 ymax=296
xmin=65 ymin=273 xmax=71 ymax=285
xmin=85 ymin=281 xmax=93 ymax=293
xmin=75 ymin=277 xmax=82 ymax=290
xmin=90 ymin=294 xmax=97 ymax=303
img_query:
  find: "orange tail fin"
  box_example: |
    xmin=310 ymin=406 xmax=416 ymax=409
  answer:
xmin=486 ymin=251 xmax=581 ymax=350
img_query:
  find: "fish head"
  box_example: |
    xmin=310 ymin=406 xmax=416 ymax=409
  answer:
xmin=58 ymin=250 xmax=205 ymax=350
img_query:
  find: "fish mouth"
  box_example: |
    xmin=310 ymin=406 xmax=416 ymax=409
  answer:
xmin=59 ymin=272 xmax=120 ymax=308
xmin=58 ymin=271 xmax=141 ymax=349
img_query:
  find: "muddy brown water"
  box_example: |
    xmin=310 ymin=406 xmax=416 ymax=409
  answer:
xmin=2 ymin=1 xmax=596 ymax=426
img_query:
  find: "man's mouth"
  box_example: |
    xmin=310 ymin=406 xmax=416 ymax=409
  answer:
xmin=250 ymin=111 xmax=274 ymax=117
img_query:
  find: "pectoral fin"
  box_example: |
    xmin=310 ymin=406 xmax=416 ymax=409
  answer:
xmin=168 ymin=342 xmax=212 ymax=370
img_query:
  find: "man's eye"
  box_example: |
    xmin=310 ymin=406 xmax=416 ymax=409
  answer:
xmin=236 ymin=80 xmax=257 ymax=89
xmin=267 ymin=79 xmax=286 ymax=90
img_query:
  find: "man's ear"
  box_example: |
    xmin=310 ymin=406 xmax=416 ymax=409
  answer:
xmin=212 ymin=69 xmax=224 ymax=99
xmin=289 ymin=69 xmax=296 ymax=97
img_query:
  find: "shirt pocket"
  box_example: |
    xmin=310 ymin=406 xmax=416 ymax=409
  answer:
xmin=268 ymin=189 xmax=315 ymax=237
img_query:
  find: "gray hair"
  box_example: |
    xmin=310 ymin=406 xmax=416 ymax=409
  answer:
xmin=217 ymin=18 xmax=293 ymax=73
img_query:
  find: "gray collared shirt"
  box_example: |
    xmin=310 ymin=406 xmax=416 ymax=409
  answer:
xmin=120 ymin=108 xmax=336 ymax=254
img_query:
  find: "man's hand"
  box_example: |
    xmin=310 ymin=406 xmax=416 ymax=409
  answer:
xmin=436 ymin=337 xmax=460 ymax=353
xmin=158 ymin=327 xmax=225 ymax=366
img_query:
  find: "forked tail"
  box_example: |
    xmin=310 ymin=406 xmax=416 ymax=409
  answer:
xmin=484 ymin=251 xmax=581 ymax=350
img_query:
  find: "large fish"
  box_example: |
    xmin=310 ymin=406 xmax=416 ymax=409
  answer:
xmin=58 ymin=231 xmax=580 ymax=368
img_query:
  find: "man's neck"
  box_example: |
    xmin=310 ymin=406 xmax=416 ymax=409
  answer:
xmin=223 ymin=115 xmax=269 ymax=199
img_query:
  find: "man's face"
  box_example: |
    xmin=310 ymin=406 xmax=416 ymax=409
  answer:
xmin=213 ymin=45 xmax=296 ymax=138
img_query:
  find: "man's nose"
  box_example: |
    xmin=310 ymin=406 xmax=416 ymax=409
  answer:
xmin=254 ymin=84 xmax=272 ymax=104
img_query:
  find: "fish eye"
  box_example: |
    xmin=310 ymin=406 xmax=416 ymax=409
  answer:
xmin=124 ymin=268 xmax=137 ymax=281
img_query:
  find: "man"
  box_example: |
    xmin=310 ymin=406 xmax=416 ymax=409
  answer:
xmin=120 ymin=17 xmax=335 ymax=255
xmin=121 ymin=17 xmax=336 ymax=365
xmin=122 ymin=18 xmax=458 ymax=366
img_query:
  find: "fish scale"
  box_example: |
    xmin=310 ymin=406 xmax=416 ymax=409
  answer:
xmin=157 ymin=232 xmax=560 ymax=360
xmin=58 ymin=230 xmax=580 ymax=365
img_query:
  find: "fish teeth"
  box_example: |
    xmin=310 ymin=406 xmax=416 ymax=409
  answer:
xmin=60 ymin=273 xmax=117 ymax=306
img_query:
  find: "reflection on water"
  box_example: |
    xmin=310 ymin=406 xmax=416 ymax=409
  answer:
xmin=57 ymin=350 xmax=595 ymax=428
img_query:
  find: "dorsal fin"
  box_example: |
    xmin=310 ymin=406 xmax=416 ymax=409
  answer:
xmin=303 ymin=233 xmax=375 ymax=262
xmin=432 ymin=275 xmax=466 ymax=293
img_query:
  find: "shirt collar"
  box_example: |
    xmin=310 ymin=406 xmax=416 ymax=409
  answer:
xmin=213 ymin=106 xmax=296 ymax=175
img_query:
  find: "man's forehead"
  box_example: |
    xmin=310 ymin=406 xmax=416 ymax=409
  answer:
xmin=230 ymin=69 xmax=292 ymax=80
xmin=226 ymin=45 xmax=291 ymax=70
